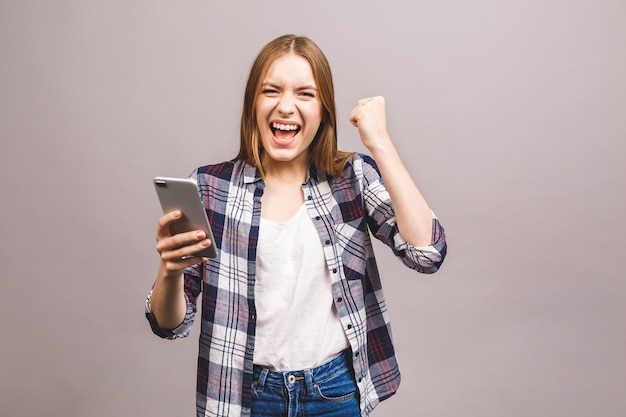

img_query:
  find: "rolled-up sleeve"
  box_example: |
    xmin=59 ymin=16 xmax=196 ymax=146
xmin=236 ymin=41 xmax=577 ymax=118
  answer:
xmin=361 ymin=155 xmax=447 ymax=273
xmin=145 ymin=271 xmax=202 ymax=339
xmin=390 ymin=213 xmax=447 ymax=273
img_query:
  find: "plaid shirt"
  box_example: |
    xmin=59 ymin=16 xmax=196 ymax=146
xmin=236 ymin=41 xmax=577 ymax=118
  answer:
xmin=146 ymin=153 xmax=447 ymax=417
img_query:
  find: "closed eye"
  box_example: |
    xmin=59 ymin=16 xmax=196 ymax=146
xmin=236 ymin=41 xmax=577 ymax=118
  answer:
xmin=299 ymin=91 xmax=315 ymax=98
xmin=262 ymin=89 xmax=279 ymax=96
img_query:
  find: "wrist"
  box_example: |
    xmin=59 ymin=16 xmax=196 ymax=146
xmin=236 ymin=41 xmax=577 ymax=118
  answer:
xmin=366 ymin=136 xmax=396 ymax=159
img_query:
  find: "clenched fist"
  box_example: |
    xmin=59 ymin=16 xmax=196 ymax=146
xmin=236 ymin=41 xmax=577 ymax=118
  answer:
xmin=349 ymin=96 xmax=392 ymax=152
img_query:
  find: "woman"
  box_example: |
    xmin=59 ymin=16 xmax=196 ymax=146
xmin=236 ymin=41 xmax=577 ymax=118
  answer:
xmin=146 ymin=34 xmax=447 ymax=417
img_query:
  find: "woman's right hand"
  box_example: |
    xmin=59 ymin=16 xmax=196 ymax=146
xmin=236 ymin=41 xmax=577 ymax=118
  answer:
xmin=155 ymin=210 xmax=213 ymax=277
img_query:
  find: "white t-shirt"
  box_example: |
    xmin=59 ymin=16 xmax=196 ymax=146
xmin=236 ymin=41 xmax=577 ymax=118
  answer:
xmin=253 ymin=203 xmax=349 ymax=371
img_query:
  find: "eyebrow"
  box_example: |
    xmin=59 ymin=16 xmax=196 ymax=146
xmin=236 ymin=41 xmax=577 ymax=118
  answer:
xmin=261 ymin=82 xmax=318 ymax=91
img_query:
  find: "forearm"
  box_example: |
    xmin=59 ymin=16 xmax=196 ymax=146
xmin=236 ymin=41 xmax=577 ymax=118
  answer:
xmin=349 ymin=96 xmax=435 ymax=247
xmin=150 ymin=262 xmax=188 ymax=330
xmin=368 ymin=138 xmax=434 ymax=247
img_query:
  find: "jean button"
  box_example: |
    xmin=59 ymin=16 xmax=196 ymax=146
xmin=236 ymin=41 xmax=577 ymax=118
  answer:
xmin=288 ymin=375 xmax=296 ymax=384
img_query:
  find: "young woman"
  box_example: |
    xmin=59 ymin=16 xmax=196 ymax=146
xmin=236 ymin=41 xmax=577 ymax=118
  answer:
xmin=146 ymin=34 xmax=447 ymax=417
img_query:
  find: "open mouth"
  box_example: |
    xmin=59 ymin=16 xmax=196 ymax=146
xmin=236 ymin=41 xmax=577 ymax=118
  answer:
xmin=271 ymin=122 xmax=301 ymax=141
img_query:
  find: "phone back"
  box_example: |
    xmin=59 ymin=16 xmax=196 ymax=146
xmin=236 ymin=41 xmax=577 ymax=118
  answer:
xmin=154 ymin=177 xmax=217 ymax=258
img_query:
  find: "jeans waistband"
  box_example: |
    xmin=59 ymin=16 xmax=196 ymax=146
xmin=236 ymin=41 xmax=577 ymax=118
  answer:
xmin=253 ymin=349 xmax=352 ymax=389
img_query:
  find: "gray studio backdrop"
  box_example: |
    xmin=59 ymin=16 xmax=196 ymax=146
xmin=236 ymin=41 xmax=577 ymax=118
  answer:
xmin=1 ymin=1 xmax=625 ymax=416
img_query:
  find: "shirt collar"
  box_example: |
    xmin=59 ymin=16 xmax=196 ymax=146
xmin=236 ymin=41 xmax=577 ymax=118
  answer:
xmin=243 ymin=162 xmax=262 ymax=184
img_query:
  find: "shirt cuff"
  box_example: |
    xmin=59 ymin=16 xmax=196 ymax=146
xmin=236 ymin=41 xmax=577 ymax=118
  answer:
xmin=145 ymin=289 xmax=195 ymax=339
xmin=393 ymin=211 xmax=446 ymax=273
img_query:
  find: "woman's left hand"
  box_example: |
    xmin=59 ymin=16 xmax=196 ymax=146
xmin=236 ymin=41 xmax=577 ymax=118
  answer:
xmin=349 ymin=96 xmax=392 ymax=152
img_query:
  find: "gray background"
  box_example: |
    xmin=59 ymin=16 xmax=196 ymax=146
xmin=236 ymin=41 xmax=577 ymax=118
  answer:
xmin=1 ymin=1 xmax=625 ymax=416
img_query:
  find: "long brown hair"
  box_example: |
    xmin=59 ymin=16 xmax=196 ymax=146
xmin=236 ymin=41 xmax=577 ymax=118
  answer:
xmin=233 ymin=34 xmax=352 ymax=177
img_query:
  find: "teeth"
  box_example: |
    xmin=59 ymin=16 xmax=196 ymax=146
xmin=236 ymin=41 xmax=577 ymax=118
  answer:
xmin=272 ymin=122 xmax=299 ymax=131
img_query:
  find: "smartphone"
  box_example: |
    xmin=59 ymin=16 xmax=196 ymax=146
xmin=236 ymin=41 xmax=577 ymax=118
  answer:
xmin=153 ymin=177 xmax=217 ymax=258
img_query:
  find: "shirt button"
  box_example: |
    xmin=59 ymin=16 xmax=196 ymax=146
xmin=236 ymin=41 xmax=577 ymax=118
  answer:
xmin=337 ymin=297 xmax=343 ymax=302
xmin=307 ymin=195 xmax=313 ymax=200
xmin=347 ymin=324 xmax=352 ymax=330
xmin=332 ymin=268 xmax=337 ymax=273
xmin=315 ymin=216 xmax=321 ymax=220
xmin=325 ymin=240 xmax=330 ymax=245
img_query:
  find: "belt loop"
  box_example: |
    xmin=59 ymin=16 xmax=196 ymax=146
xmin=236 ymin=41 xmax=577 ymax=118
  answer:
xmin=256 ymin=368 xmax=269 ymax=393
xmin=304 ymin=369 xmax=314 ymax=396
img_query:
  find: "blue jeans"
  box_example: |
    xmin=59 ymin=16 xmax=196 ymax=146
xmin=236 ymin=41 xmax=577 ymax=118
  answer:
xmin=251 ymin=350 xmax=361 ymax=417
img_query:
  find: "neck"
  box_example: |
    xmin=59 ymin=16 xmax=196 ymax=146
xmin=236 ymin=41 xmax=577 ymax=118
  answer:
xmin=261 ymin=156 xmax=310 ymax=184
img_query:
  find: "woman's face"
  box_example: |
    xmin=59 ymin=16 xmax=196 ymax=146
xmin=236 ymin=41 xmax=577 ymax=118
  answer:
xmin=255 ymin=53 xmax=323 ymax=171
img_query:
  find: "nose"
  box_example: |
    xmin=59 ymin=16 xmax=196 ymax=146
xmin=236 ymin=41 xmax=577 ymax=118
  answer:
xmin=276 ymin=93 xmax=295 ymax=115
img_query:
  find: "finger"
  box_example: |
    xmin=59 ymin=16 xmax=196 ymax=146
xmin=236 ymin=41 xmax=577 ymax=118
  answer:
xmin=161 ymin=240 xmax=211 ymax=262
xmin=349 ymin=105 xmax=361 ymax=127
xmin=156 ymin=229 xmax=207 ymax=254
xmin=357 ymin=96 xmax=384 ymax=109
xmin=162 ymin=255 xmax=207 ymax=274
xmin=350 ymin=97 xmax=376 ymax=124
xmin=158 ymin=239 xmax=211 ymax=270
xmin=156 ymin=210 xmax=183 ymax=239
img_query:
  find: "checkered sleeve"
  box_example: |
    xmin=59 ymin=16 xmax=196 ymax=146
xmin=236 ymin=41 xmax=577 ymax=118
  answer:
xmin=145 ymin=269 xmax=203 ymax=339
xmin=360 ymin=154 xmax=447 ymax=273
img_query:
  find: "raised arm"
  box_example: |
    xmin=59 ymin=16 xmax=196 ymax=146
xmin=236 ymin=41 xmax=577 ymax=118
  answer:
xmin=349 ymin=96 xmax=434 ymax=247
